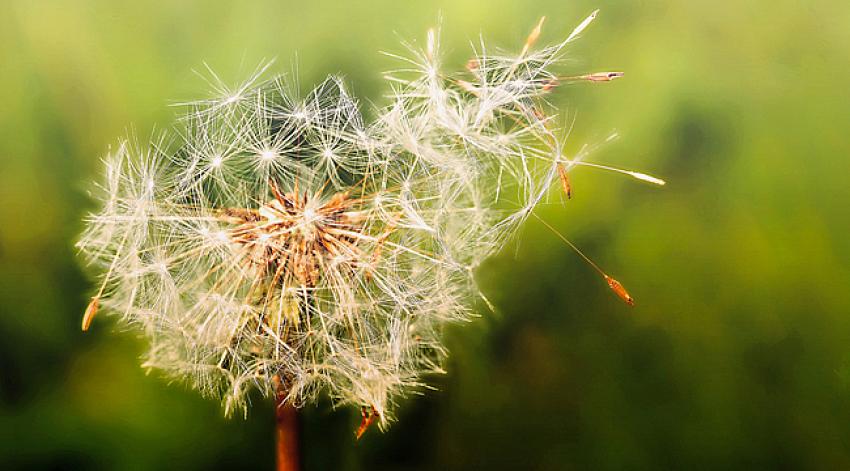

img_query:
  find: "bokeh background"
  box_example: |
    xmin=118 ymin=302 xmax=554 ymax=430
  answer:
xmin=2 ymin=0 xmax=849 ymax=469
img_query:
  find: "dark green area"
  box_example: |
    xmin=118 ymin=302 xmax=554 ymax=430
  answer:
xmin=2 ymin=0 xmax=849 ymax=469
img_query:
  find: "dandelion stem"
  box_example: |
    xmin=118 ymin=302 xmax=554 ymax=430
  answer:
xmin=275 ymin=376 xmax=300 ymax=471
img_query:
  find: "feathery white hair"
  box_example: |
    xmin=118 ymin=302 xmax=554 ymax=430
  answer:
xmin=77 ymin=12 xmax=658 ymax=426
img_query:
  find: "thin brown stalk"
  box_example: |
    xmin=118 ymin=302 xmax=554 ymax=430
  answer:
xmin=275 ymin=377 xmax=300 ymax=471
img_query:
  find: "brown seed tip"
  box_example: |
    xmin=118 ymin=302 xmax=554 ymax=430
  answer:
xmin=82 ymin=296 xmax=100 ymax=331
xmin=466 ymin=58 xmax=480 ymax=72
xmin=355 ymin=406 xmax=379 ymax=440
xmin=521 ymin=16 xmax=546 ymax=56
xmin=527 ymin=17 xmax=546 ymax=45
xmin=586 ymin=71 xmax=625 ymax=82
xmin=604 ymin=275 xmax=635 ymax=306
xmin=556 ymin=163 xmax=572 ymax=199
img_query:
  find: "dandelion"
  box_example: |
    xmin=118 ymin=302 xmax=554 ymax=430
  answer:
xmin=76 ymin=11 xmax=662 ymax=469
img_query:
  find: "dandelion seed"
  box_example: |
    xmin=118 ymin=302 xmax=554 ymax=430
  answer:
xmin=521 ymin=16 xmax=546 ymax=56
xmin=560 ymin=71 xmax=625 ymax=83
xmin=604 ymin=275 xmax=635 ymax=306
xmin=557 ymin=163 xmax=572 ymax=199
xmin=355 ymin=406 xmax=379 ymax=440
xmin=81 ymin=297 xmax=99 ymax=331
xmin=533 ymin=214 xmax=638 ymax=307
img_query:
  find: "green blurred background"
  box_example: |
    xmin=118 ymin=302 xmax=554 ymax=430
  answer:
xmin=2 ymin=0 xmax=849 ymax=469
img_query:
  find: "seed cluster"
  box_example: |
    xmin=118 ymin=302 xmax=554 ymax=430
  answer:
xmin=77 ymin=12 xmax=660 ymax=427
xmin=227 ymin=183 xmax=365 ymax=287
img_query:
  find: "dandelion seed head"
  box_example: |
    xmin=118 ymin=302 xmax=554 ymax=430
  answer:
xmin=77 ymin=12 xmax=659 ymax=426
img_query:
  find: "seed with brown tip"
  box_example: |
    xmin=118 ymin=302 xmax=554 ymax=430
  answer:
xmin=355 ymin=406 xmax=379 ymax=440
xmin=584 ymin=71 xmax=624 ymax=82
xmin=521 ymin=17 xmax=547 ymax=56
xmin=542 ymin=79 xmax=559 ymax=92
xmin=557 ymin=163 xmax=572 ymax=199
xmin=604 ymin=275 xmax=634 ymax=306
xmin=82 ymin=297 xmax=100 ymax=331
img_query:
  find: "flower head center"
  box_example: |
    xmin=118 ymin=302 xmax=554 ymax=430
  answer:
xmin=227 ymin=183 xmax=363 ymax=287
